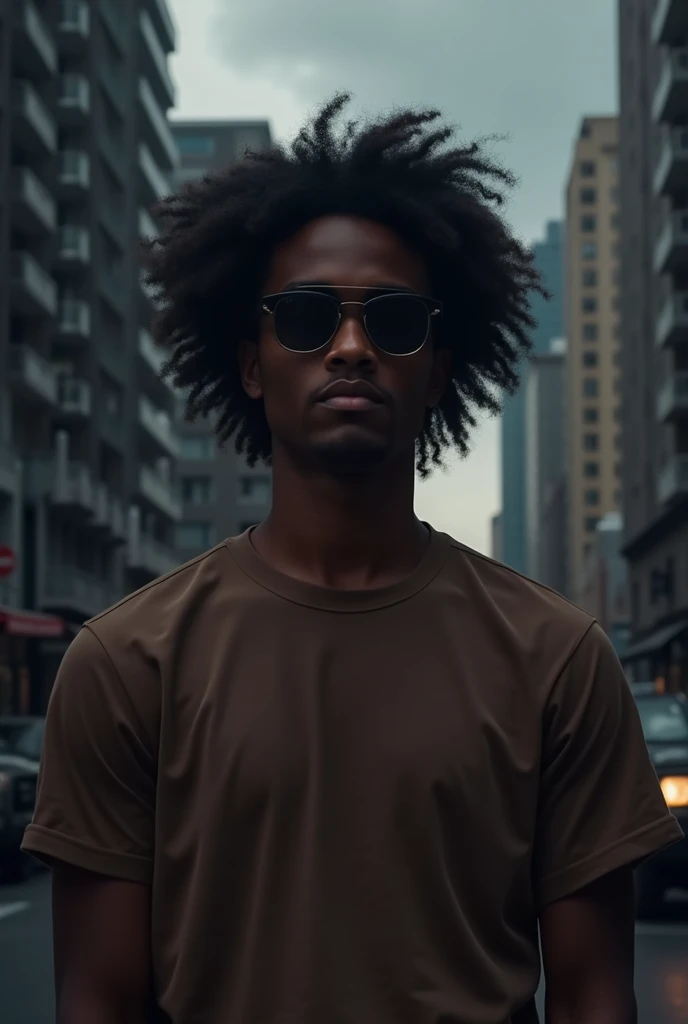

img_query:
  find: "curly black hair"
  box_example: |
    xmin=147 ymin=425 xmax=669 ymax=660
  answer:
xmin=143 ymin=93 xmax=545 ymax=477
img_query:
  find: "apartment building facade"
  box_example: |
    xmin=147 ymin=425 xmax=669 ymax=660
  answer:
xmin=170 ymin=120 xmax=274 ymax=561
xmin=0 ymin=0 xmax=178 ymax=714
xmin=619 ymin=0 xmax=688 ymax=687
xmin=564 ymin=116 xmax=622 ymax=599
xmin=500 ymin=220 xmax=563 ymax=575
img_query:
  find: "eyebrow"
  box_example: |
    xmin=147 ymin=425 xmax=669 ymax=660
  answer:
xmin=280 ymin=281 xmax=417 ymax=294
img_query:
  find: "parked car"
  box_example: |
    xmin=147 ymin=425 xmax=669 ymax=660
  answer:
xmin=0 ymin=716 xmax=45 ymax=882
xmin=633 ymin=692 xmax=688 ymax=917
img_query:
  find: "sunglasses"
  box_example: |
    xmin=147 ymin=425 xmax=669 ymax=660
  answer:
xmin=261 ymin=288 xmax=442 ymax=357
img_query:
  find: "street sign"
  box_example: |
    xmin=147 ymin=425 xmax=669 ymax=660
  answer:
xmin=0 ymin=545 xmax=16 ymax=579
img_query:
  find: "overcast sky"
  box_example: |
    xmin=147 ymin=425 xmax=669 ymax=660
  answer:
xmin=168 ymin=0 xmax=618 ymax=553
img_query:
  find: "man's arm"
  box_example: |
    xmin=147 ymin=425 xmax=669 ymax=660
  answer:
xmin=53 ymin=864 xmax=152 ymax=1024
xmin=540 ymin=866 xmax=636 ymax=1024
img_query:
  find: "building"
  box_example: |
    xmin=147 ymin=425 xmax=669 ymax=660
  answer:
xmin=524 ymin=339 xmax=567 ymax=589
xmin=170 ymin=121 xmax=274 ymax=560
xmin=500 ymin=220 xmax=564 ymax=574
xmin=490 ymin=513 xmax=503 ymax=562
xmin=564 ymin=116 xmax=622 ymax=600
xmin=577 ymin=512 xmax=630 ymax=657
xmin=539 ymin=476 xmax=569 ymax=598
xmin=618 ymin=0 xmax=688 ymax=687
xmin=0 ymin=0 xmax=178 ymax=714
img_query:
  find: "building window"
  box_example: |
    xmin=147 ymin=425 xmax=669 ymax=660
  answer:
xmin=176 ymin=521 xmax=214 ymax=550
xmin=581 ymin=214 xmax=597 ymax=233
xmin=583 ymin=407 xmax=599 ymax=423
xmin=580 ymin=187 xmax=596 ymax=205
xmin=239 ymin=475 xmax=271 ymax=504
xmin=179 ymin=435 xmax=215 ymax=460
xmin=583 ymin=433 xmax=600 ymax=452
xmin=580 ymin=160 xmax=596 ymax=177
xmin=583 ymin=378 xmax=599 ymax=398
xmin=582 ymin=351 xmax=598 ymax=368
xmin=584 ymin=516 xmax=600 ymax=533
xmin=581 ymin=242 xmax=598 ymax=260
xmin=176 ymin=135 xmax=216 ymax=157
xmin=582 ymin=269 xmax=597 ymax=287
xmin=584 ymin=489 xmax=600 ymax=507
xmin=582 ymin=296 xmax=598 ymax=314
xmin=584 ymin=461 xmax=599 ymax=478
xmin=182 ymin=476 xmax=214 ymax=505
xmin=583 ymin=323 xmax=598 ymax=341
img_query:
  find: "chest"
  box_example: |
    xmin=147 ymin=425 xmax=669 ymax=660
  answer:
xmin=157 ymin=606 xmax=542 ymax=837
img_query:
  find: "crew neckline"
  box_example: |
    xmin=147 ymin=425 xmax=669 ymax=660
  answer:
xmin=224 ymin=524 xmax=450 ymax=613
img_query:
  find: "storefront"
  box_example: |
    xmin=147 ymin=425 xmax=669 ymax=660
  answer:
xmin=0 ymin=606 xmax=67 ymax=716
xmin=622 ymin=620 xmax=688 ymax=694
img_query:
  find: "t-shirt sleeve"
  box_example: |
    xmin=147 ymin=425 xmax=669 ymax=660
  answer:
xmin=21 ymin=625 xmax=157 ymax=883
xmin=534 ymin=622 xmax=684 ymax=908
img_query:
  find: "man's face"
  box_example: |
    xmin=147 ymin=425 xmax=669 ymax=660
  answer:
xmin=240 ymin=215 xmax=449 ymax=475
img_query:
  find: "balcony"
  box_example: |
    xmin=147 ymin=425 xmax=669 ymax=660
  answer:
xmin=12 ymin=0 xmax=57 ymax=77
xmin=127 ymin=510 xmax=178 ymax=578
xmin=57 ymin=376 xmax=91 ymax=417
xmin=139 ymin=142 xmax=171 ymax=204
xmin=10 ymin=252 xmax=57 ymax=317
xmin=58 ymin=0 xmax=90 ymax=49
xmin=139 ymin=208 xmax=159 ymax=241
xmin=58 ymin=73 xmax=90 ymax=123
xmin=138 ymin=396 xmax=179 ymax=457
xmin=12 ymin=81 xmax=57 ymax=155
xmin=149 ymin=0 xmax=176 ymax=52
xmin=138 ymin=77 xmax=178 ymax=170
xmin=0 ymin=443 xmax=20 ymax=499
xmin=92 ymin=483 xmax=126 ymax=543
xmin=658 ymin=453 xmax=688 ymax=504
xmin=653 ymin=48 xmax=688 ymax=124
xmin=654 ymin=127 xmax=688 ymax=196
xmin=53 ymin=460 xmax=94 ymax=514
xmin=58 ymin=298 xmax=90 ymax=341
xmin=8 ymin=344 xmax=57 ymax=406
xmin=11 ymin=167 xmax=56 ymax=235
xmin=657 ymin=371 xmax=688 ymax=422
xmin=652 ymin=0 xmax=688 ymax=46
xmin=656 ymin=291 xmax=688 ymax=348
xmin=58 ymin=224 xmax=90 ymax=265
xmin=43 ymin=567 xmax=111 ymax=619
xmin=139 ymin=9 xmax=176 ymax=108
xmin=59 ymin=150 xmax=89 ymax=193
xmin=654 ymin=210 xmax=688 ymax=274
xmin=139 ymin=327 xmax=165 ymax=374
xmin=139 ymin=465 xmax=181 ymax=520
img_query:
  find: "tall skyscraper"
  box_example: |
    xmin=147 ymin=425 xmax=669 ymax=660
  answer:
xmin=0 ymin=0 xmax=178 ymax=713
xmin=500 ymin=220 xmax=563 ymax=574
xmin=170 ymin=121 xmax=274 ymax=561
xmin=524 ymin=339 xmax=567 ymax=589
xmin=618 ymin=0 xmax=688 ymax=686
xmin=564 ymin=116 xmax=621 ymax=599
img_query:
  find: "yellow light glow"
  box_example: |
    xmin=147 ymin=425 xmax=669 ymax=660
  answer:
xmin=660 ymin=776 xmax=688 ymax=808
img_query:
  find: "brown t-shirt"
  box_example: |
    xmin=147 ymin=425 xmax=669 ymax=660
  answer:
xmin=23 ymin=527 xmax=683 ymax=1023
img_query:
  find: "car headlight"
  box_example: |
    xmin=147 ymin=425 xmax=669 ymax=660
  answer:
xmin=660 ymin=776 xmax=688 ymax=808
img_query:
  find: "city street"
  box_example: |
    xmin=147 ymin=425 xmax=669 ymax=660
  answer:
xmin=1 ymin=873 xmax=688 ymax=1023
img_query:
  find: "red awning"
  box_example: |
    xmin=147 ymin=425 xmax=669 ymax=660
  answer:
xmin=0 ymin=606 xmax=65 ymax=638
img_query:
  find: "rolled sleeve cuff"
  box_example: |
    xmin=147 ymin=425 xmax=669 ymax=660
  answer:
xmin=21 ymin=823 xmax=153 ymax=884
xmin=536 ymin=813 xmax=685 ymax=909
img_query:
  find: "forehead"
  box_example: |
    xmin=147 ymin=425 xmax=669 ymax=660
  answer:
xmin=265 ymin=215 xmax=430 ymax=293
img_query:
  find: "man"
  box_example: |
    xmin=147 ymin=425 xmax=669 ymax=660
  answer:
xmin=24 ymin=96 xmax=682 ymax=1024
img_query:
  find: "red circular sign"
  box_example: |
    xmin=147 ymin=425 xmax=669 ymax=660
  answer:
xmin=0 ymin=545 xmax=16 ymax=579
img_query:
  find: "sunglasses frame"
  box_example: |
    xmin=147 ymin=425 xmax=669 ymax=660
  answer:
xmin=261 ymin=288 xmax=443 ymax=357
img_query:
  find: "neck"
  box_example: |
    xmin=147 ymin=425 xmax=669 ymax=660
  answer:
xmin=251 ymin=445 xmax=429 ymax=589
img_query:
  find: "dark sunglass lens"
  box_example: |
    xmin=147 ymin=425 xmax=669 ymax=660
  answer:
xmin=365 ymin=295 xmax=430 ymax=355
xmin=273 ymin=292 xmax=339 ymax=352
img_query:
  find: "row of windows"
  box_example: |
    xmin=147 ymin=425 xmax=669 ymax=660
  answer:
xmin=580 ymin=157 xmax=619 ymax=177
xmin=582 ymin=323 xmax=622 ymax=342
xmin=578 ymin=294 xmax=621 ymax=314
xmin=580 ymin=213 xmax=620 ymax=233
xmin=581 ymin=242 xmax=621 ymax=261
xmin=578 ymin=186 xmax=620 ymax=205
xmin=583 ymin=461 xmax=623 ymax=480
xmin=583 ymin=433 xmax=622 ymax=452
xmin=180 ymin=474 xmax=272 ymax=505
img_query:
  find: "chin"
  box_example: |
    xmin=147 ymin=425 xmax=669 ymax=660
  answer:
xmin=311 ymin=436 xmax=391 ymax=476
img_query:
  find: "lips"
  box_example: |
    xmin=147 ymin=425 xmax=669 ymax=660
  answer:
xmin=315 ymin=379 xmax=384 ymax=411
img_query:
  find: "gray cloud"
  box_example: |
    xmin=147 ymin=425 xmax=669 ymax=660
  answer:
xmin=209 ymin=0 xmax=617 ymax=240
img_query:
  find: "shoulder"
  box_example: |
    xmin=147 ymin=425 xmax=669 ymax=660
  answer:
xmin=439 ymin=533 xmax=598 ymax=691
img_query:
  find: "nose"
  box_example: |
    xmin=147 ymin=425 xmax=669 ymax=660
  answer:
xmin=324 ymin=305 xmax=378 ymax=371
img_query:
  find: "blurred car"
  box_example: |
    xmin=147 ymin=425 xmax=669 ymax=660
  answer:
xmin=633 ymin=692 xmax=688 ymax=917
xmin=0 ymin=716 xmax=44 ymax=882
